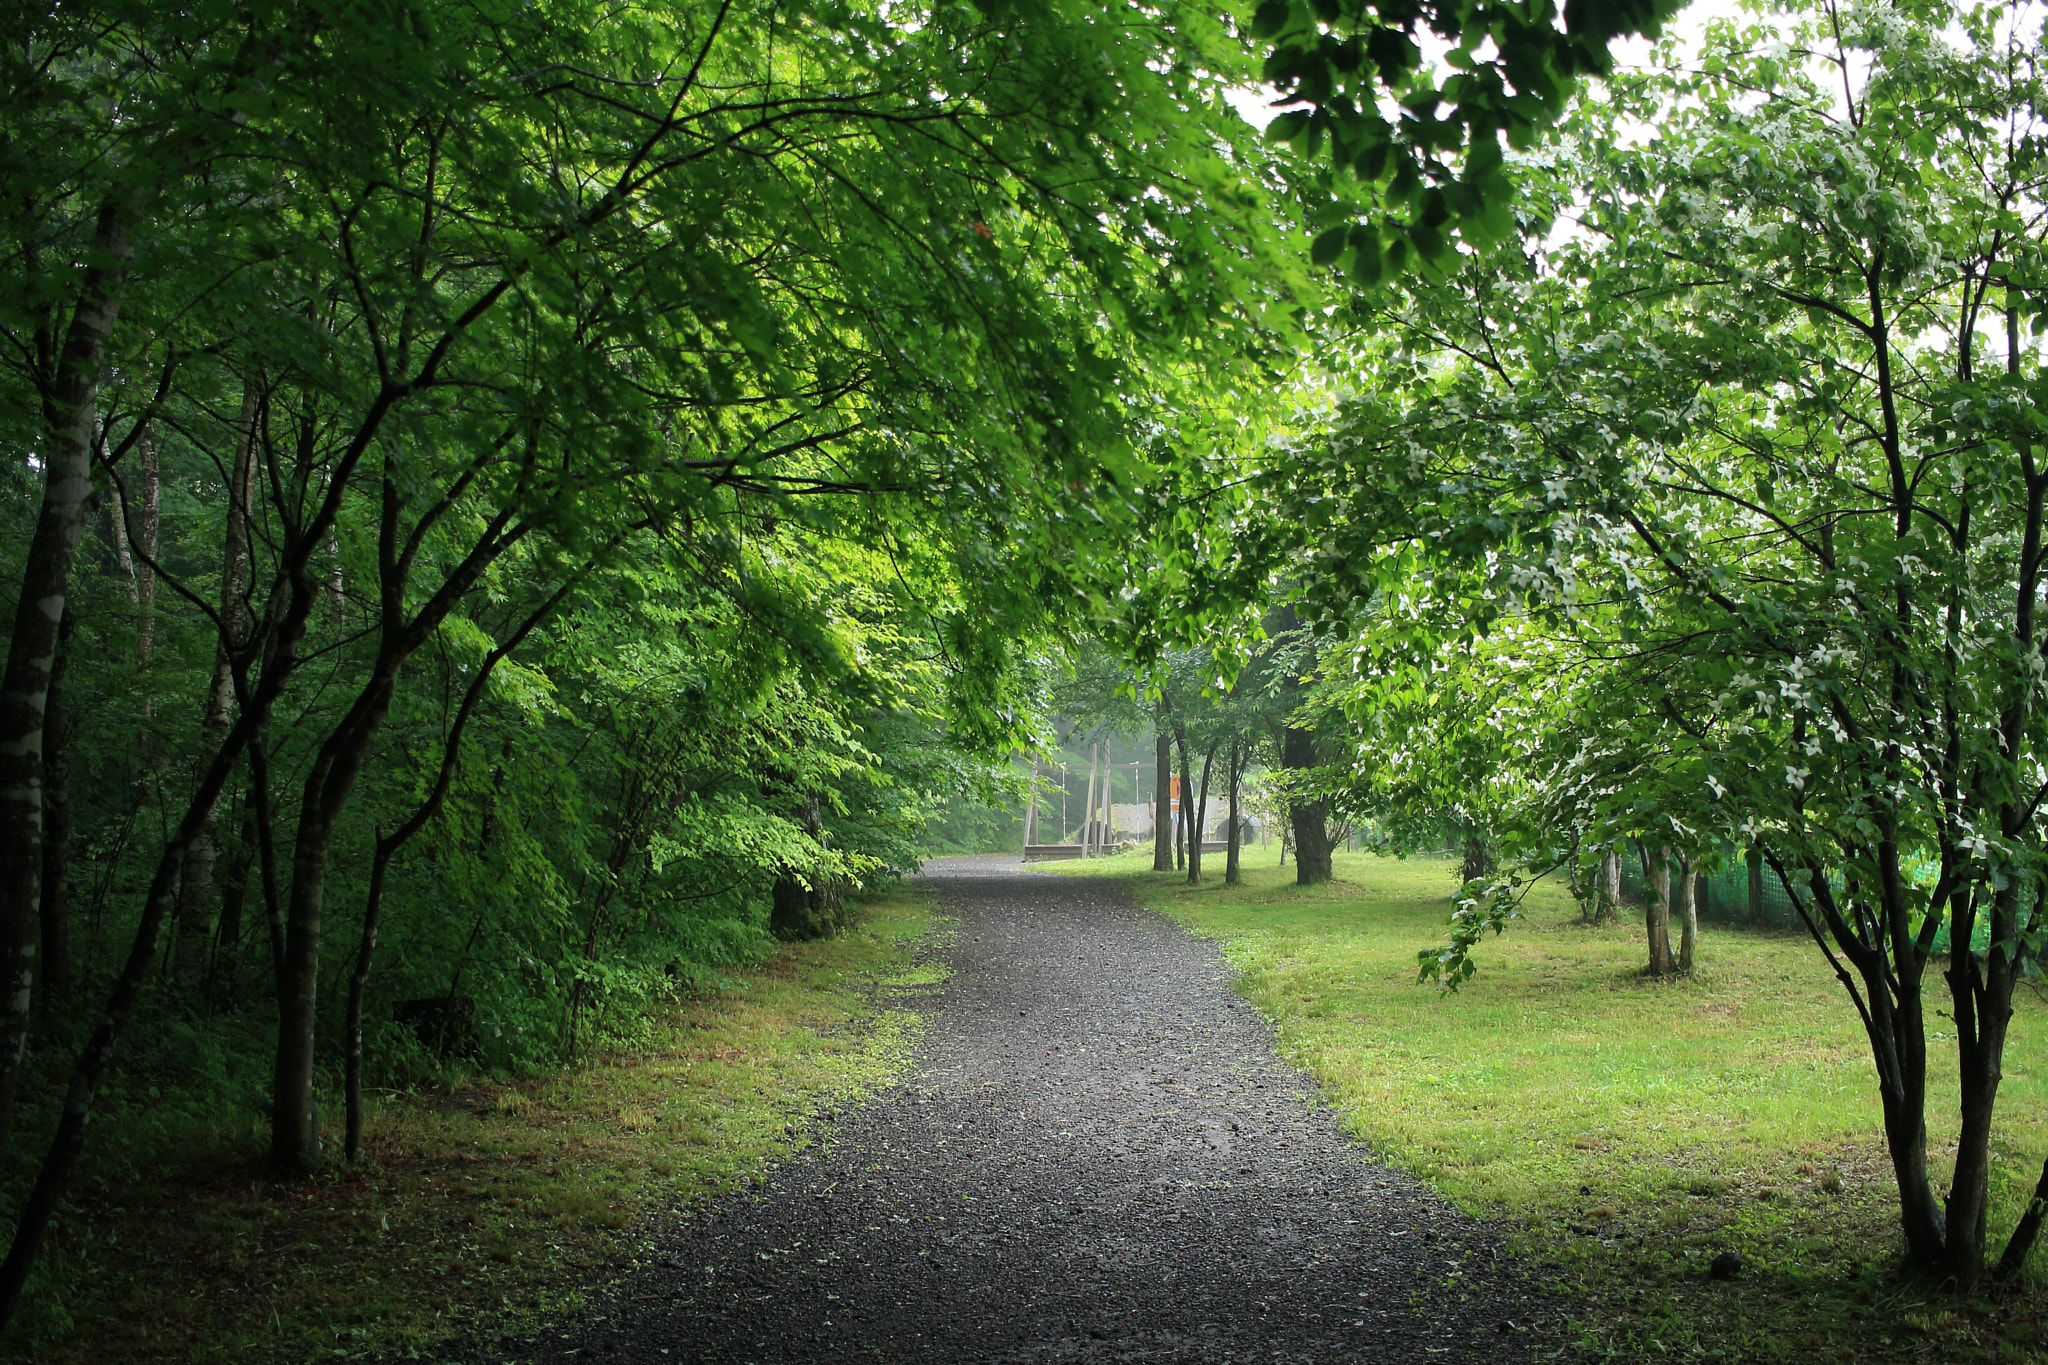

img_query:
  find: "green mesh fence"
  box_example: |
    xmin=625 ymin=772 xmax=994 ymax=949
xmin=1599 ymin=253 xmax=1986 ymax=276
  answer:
xmin=1614 ymin=849 xmax=1801 ymax=930
xmin=1611 ymin=848 xmax=1997 ymax=953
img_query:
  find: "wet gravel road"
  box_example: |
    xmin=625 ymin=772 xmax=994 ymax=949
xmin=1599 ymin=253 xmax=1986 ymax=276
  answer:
xmin=482 ymin=856 xmax=1547 ymax=1363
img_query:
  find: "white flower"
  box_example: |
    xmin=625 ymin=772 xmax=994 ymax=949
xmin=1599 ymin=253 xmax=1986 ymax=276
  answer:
xmin=1786 ymin=766 xmax=1809 ymax=791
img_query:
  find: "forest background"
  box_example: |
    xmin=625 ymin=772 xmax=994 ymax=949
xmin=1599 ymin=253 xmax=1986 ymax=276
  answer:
xmin=3 ymin=0 xmax=2047 ymax=1359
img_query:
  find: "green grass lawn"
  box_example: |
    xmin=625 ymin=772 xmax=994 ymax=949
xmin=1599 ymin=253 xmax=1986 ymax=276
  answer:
xmin=1050 ymin=845 xmax=2048 ymax=1364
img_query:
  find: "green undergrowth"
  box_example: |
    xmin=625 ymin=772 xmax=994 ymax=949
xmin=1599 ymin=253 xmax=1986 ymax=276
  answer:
xmin=3 ymin=888 xmax=937 ymax=1364
xmin=1051 ymin=848 xmax=2048 ymax=1364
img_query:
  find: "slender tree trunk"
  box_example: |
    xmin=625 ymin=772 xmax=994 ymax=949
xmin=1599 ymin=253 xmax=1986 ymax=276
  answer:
xmin=176 ymin=382 xmax=258 ymax=988
xmin=1601 ymin=846 xmax=1621 ymax=924
xmin=273 ymin=819 xmax=336 ymax=1175
xmin=210 ymin=796 xmax=252 ymax=988
xmin=276 ymin=503 xmax=557 ymax=1168
xmin=1153 ymin=730 xmax=1173 ymax=872
xmin=1641 ymin=842 xmax=1673 ymax=976
xmin=133 ymin=425 xmax=159 ymax=677
xmin=38 ymin=610 xmax=74 ymax=1017
xmin=1869 ymin=964 xmax=1945 ymax=1269
xmin=0 ymin=198 xmax=132 ymax=1156
xmin=273 ymin=669 xmax=402 ymax=1175
xmin=1948 ymin=880 xmax=2017 ymax=1284
xmin=1996 ymin=1157 xmax=2048 ymax=1279
xmin=1224 ymin=741 xmax=1243 ymax=887
xmin=252 ymin=733 xmax=287 ymax=993
xmin=0 ymin=640 xmax=275 ymax=1327
xmin=0 ymin=297 xmax=506 ymax=1321
xmin=343 ymin=595 xmax=556 ymax=1160
xmin=1173 ymin=725 xmax=1191 ymax=872
xmin=345 ymin=835 xmax=397 ymax=1162
xmin=1675 ymin=851 xmax=1698 ymax=974
xmin=1187 ymin=741 xmax=1217 ymax=885
xmin=105 ymin=475 xmax=136 ymax=598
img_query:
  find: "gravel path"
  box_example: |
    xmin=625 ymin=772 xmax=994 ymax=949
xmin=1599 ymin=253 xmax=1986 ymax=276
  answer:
xmin=482 ymin=856 xmax=1549 ymax=1363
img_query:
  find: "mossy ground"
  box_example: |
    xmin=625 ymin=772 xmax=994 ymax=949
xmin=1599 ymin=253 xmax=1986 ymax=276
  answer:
xmin=3 ymin=888 xmax=934 ymax=1363
xmin=1052 ymin=846 xmax=2048 ymax=1364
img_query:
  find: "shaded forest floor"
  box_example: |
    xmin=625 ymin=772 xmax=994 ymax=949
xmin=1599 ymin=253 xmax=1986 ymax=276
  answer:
xmin=1 ymin=891 xmax=935 ymax=1364
xmin=1050 ymin=848 xmax=2048 ymax=1364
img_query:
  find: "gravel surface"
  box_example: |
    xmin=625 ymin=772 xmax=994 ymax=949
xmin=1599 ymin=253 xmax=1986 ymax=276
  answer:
xmin=472 ymin=855 xmax=1550 ymax=1363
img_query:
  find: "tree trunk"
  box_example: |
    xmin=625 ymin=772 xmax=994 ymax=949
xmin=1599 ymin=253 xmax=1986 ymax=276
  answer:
xmin=252 ymin=733 xmax=288 ymax=993
xmin=0 ymin=646 xmax=274 ymax=1327
xmin=1282 ymin=721 xmax=1331 ymax=885
xmin=271 ymin=478 xmax=537 ymax=1173
xmin=1173 ymin=724 xmax=1191 ymax=872
xmin=1869 ymin=962 xmax=1946 ymax=1270
xmin=38 ymin=610 xmax=74 ymax=1017
xmin=272 ymin=665 xmax=405 ymax=1175
xmin=344 ymin=836 xmax=396 ymax=1163
xmin=210 ymin=796 xmax=252 ymax=990
xmin=0 ymin=297 xmax=508 ymax=1318
xmin=1996 ymin=1156 xmax=2048 ymax=1279
xmin=1948 ymin=879 xmax=2018 ymax=1284
xmin=1460 ymin=832 xmax=1493 ymax=884
xmin=1224 ymin=741 xmax=1243 ymax=887
xmin=1153 ymin=730 xmax=1173 ymax=872
xmin=272 ymin=808 xmax=338 ymax=1175
xmin=1187 ymin=740 xmax=1217 ymax=885
xmin=344 ymin=605 xmax=541 ymax=1161
xmin=1641 ymin=842 xmax=1673 ymax=975
xmin=1675 ymin=851 xmax=1698 ymax=974
xmin=133 ymin=425 xmax=159 ymax=676
xmin=769 ymin=792 xmax=844 ymax=940
xmin=176 ymin=381 xmax=257 ymax=989
xmin=0 ymin=197 xmax=132 ymax=1156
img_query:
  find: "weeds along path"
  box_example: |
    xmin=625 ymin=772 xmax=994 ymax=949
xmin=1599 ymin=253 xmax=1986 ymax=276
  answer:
xmin=479 ymin=855 xmax=1544 ymax=1363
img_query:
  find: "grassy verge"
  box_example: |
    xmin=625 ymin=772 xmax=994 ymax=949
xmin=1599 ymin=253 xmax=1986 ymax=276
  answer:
xmin=1050 ymin=847 xmax=2048 ymax=1364
xmin=6 ymin=888 xmax=937 ymax=1364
